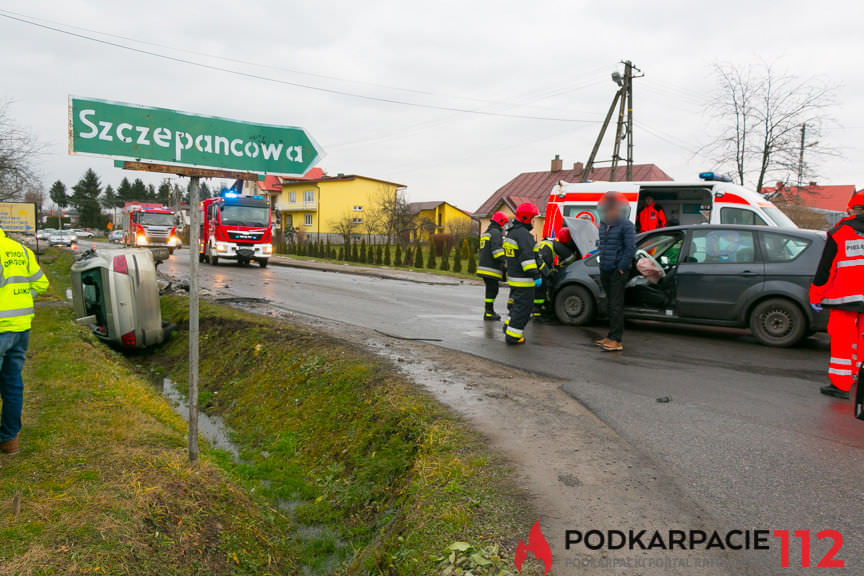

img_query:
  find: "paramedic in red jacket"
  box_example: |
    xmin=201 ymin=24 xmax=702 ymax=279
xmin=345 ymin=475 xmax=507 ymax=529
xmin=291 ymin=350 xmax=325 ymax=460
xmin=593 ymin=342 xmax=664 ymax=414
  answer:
xmin=637 ymin=196 xmax=667 ymax=232
xmin=809 ymin=191 xmax=864 ymax=399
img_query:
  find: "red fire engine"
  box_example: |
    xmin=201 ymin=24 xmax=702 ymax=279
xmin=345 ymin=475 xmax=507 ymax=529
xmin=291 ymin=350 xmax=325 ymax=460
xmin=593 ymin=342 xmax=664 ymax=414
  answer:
xmin=199 ymin=191 xmax=273 ymax=267
xmin=122 ymin=203 xmax=180 ymax=254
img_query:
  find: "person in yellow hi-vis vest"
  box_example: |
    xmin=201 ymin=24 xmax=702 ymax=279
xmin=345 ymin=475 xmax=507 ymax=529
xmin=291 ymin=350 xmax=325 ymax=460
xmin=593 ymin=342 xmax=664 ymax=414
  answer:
xmin=0 ymin=226 xmax=50 ymax=455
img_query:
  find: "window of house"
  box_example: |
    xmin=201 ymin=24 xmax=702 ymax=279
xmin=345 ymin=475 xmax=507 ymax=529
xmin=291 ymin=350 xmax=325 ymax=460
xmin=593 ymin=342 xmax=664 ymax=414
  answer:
xmin=720 ymin=207 xmax=767 ymax=226
xmin=304 ymin=214 xmax=313 ymax=226
xmin=288 ymin=191 xmax=296 ymax=203
xmin=304 ymin=190 xmax=315 ymax=203
xmin=353 ymin=205 xmax=363 ymax=211
xmin=352 ymin=217 xmax=363 ymax=224
xmin=686 ymin=229 xmax=756 ymax=264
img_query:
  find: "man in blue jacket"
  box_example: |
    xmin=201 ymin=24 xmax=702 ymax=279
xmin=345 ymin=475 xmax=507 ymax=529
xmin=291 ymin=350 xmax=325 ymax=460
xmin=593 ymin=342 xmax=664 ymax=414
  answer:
xmin=596 ymin=192 xmax=636 ymax=351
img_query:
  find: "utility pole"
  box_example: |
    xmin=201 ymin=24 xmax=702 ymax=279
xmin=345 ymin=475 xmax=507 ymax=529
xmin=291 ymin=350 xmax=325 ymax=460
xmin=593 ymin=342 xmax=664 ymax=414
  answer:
xmin=584 ymin=60 xmax=641 ymax=182
xmin=797 ymin=123 xmax=806 ymax=189
xmin=187 ymin=176 xmax=200 ymax=463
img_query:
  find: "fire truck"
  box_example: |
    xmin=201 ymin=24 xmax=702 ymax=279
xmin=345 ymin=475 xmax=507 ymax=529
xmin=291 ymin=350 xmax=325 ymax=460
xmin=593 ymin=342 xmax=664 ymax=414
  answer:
xmin=200 ymin=191 xmax=273 ymax=267
xmin=122 ymin=203 xmax=181 ymax=254
xmin=542 ymin=172 xmax=797 ymax=238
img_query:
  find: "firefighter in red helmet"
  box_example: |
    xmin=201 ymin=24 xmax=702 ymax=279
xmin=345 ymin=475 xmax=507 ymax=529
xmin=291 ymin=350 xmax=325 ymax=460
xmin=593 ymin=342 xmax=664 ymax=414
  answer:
xmin=810 ymin=191 xmax=864 ymax=402
xmin=477 ymin=211 xmax=510 ymax=320
xmin=532 ymin=226 xmax=581 ymax=320
xmin=503 ymin=203 xmax=540 ymax=345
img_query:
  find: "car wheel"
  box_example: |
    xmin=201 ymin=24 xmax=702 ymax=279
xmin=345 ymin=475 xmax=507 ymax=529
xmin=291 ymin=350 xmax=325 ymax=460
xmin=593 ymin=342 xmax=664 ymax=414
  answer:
xmin=749 ymin=298 xmax=807 ymax=347
xmin=258 ymin=259 xmax=269 ymax=268
xmin=554 ymin=284 xmax=595 ymax=325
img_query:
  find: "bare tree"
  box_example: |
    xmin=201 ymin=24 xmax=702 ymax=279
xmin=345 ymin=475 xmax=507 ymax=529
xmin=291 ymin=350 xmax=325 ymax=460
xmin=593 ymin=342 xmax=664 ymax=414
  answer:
xmin=361 ymin=205 xmax=385 ymax=243
xmin=330 ymin=212 xmax=357 ymax=245
xmin=0 ymin=100 xmax=41 ymax=201
xmin=702 ymin=63 xmax=834 ymax=192
xmin=376 ymin=189 xmax=414 ymax=246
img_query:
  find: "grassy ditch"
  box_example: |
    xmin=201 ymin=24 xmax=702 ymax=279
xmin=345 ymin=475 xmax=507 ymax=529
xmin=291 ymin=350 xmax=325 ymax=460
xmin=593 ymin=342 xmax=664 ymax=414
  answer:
xmin=0 ymin=250 xmax=300 ymax=575
xmin=150 ymin=296 xmax=537 ymax=575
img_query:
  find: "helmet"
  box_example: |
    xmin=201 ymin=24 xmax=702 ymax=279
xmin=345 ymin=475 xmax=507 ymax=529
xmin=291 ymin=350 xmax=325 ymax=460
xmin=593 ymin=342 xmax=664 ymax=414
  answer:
xmin=514 ymin=202 xmax=539 ymax=225
xmin=557 ymin=226 xmax=572 ymax=245
xmin=849 ymin=191 xmax=864 ymax=210
xmin=491 ymin=211 xmax=510 ymax=227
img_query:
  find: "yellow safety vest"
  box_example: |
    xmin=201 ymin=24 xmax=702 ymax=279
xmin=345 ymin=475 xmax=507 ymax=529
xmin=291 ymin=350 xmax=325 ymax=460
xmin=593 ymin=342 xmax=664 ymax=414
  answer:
xmin=0 ymin=228 xmax=50 ymax=332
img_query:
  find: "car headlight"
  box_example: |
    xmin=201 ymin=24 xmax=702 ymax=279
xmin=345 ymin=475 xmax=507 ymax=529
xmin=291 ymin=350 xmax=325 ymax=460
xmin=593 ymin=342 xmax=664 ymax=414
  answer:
xmin=168 ymin=236 xmax=180 ymax=245
xmin=136 ymin=234 xmax=147 ymax=245
xmin=216 ymin=243 xmax=227 ymax=252
xmin=263 ymin=244 xmax=273 ymax=254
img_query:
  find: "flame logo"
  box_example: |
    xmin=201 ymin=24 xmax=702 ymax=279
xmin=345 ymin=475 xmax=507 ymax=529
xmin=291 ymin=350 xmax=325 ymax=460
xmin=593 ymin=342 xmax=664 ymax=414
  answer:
xmin=514 ymin=521 xmax=553 ymax=574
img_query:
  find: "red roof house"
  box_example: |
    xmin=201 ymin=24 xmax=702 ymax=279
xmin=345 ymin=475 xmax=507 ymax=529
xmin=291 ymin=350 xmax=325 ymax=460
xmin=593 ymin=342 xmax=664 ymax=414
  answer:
xmin=761 ymin=182 xmax=857 ymax=213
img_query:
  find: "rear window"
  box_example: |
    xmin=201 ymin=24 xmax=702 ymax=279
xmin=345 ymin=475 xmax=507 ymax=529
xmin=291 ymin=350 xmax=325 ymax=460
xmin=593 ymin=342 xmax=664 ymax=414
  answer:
xmin=720 ymin=207 xmax=767 ymax=226
xmin=687 ymin=230 xmax=756 ymax=264
xmin=760 ymin=232 xmax=811 ymax=262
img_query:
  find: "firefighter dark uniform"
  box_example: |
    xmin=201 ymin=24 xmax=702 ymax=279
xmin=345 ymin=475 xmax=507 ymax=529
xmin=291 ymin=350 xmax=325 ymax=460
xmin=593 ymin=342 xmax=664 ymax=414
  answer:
xmin=477 ymin=212 xmax=509 ymax=321
xmin=533 ymin=235 xmax=580 ymax=318
xmin=503 ymin=203 xmax=540 ymax=345
xmin=810 ymin=199 xmax=864 ymax=400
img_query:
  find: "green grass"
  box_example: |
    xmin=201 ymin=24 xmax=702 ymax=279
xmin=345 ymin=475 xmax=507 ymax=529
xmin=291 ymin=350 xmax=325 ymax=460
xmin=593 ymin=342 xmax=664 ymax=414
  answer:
xmin=0 ymin=251 xmax=299 ymax=575
xmin=150 ymin=297 xmax=536 ymax=575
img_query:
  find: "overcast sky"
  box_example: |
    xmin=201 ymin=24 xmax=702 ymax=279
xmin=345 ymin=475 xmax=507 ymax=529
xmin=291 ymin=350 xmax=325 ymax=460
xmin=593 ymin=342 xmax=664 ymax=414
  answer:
xmin=1 ymin=0 xmax=862 ymax=210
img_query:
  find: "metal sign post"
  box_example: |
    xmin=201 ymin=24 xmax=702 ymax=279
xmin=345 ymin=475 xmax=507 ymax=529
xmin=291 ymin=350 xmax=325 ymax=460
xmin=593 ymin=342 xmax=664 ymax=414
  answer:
xmin=187 ymin=176 xmax=200 ymax=462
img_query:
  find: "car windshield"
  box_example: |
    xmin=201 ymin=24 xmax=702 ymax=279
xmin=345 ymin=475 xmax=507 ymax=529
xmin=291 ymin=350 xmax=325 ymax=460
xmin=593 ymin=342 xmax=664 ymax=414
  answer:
xmin=761 ymin=206 xmax=798 ymax=229
xmin=138 ymin=212 xmax=175 ymax=226
xmin=221 ymin=205 xmax=270 ymax=227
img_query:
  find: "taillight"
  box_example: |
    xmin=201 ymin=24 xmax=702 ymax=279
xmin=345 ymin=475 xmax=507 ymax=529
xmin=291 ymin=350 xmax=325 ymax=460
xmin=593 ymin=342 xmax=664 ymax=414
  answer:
xmin=113 ymin=254 xmax=129 ymax=274
xmin=121 ymin=330 xmax=136 ymax=347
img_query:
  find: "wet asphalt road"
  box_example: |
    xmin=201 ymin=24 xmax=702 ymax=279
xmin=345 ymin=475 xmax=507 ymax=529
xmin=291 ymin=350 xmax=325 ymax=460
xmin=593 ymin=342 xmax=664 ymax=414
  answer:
xmin=157 ymin=249 xmax=862 ymax=573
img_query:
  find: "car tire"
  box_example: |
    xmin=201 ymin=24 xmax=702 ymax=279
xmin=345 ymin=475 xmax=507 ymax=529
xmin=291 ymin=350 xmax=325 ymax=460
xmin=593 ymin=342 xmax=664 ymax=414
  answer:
xmin=554 ymin=284 xmax=595 ymax=325
xmin=749 ymin=298 xmax=807 ymax=347
xmin=258 ymin=259 xmax=269 ymax=268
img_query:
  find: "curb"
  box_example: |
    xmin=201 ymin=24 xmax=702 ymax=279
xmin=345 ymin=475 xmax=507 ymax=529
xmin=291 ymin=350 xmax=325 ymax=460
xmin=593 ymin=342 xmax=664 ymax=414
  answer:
xmin=268 ymin=256 xmax=482 ymax=286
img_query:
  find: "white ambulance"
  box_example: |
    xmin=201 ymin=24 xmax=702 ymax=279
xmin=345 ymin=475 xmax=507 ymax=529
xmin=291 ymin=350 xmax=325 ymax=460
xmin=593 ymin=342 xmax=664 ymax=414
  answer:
xmin=541 ymin=172 xmax=796 ymax=238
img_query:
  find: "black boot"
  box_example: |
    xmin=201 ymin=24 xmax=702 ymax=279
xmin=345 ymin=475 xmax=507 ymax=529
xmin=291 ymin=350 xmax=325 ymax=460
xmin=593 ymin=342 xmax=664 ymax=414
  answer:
xmin=820 ymin=383 xmax=850 ymax=400
xmin=484 ymin=310 xmax=501 ymax=321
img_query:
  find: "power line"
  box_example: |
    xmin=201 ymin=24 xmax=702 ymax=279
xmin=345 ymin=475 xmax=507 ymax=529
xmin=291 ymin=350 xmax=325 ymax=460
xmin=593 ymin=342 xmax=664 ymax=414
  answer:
xmin=0 ymin=10 xmax=602 ymax=124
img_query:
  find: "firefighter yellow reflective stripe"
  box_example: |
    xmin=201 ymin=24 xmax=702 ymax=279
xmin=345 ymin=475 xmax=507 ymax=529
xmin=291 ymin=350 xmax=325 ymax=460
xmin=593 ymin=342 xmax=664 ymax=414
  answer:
xmin=505 ymin=326 xmax=523 ymax=337
xmin=484 ymin=298 xmax=494 ymax=303
xmin=533 ymin=299 xmax=544 ymax=304
xmin=508 ymin=277 xmax=535 ymax=287
xmin=0 ymin=307 xmax=34 ymax=319
xmin=477 ymin=266 xmax=503 ymax=278
xmin=521 ymin=259 xmax=538 ymax=271
xmin=492 ymin=248 xmax=505 ymax=258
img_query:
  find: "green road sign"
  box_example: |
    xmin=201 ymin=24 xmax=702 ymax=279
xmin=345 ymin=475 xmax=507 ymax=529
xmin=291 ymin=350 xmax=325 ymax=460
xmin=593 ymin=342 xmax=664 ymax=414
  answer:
xmin=69 ymin=97 xmax=323 ymax=177
xmin=0 ymin=202 xmax=36 ymax=233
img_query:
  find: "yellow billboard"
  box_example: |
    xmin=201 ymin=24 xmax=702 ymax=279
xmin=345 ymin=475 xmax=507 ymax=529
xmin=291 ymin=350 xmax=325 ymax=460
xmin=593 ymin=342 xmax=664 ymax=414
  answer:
xmin=0 ymin=202 xmax=37 ymax=233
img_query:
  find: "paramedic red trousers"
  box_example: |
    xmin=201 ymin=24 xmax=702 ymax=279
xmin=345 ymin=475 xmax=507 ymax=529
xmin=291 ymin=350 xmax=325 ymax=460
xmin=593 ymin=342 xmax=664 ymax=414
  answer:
xmin=827 ymin=309 xmax=864 ymax=392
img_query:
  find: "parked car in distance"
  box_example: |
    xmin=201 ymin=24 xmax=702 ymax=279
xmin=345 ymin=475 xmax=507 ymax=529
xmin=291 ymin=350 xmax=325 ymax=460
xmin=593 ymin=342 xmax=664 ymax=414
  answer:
xmin=36 ymin=228 xmax=56 ymax=240
xmin=48 ymin=230 xmax=78 ymax=247
xmin=108 ymin=229 xmax=124 ymax=243
xmin=550 ymin=224 xmax=828 ymax=347
xmin=71 ymin=228 xmax=95 ymax=238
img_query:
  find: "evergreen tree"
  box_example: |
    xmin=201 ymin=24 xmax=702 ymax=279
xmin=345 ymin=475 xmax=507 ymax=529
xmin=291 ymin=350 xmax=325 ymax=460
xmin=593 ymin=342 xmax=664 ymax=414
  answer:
xmin=426 ymin=245 xmax=437 ymax=269
xmin=360 ymin=239 xmax=367 ymax=263
xmin=439 ymin=248 xmax=450 ymax=271
xmin=383 ymin=246 xmax=391 ymax=266
xmin=338 ymin=245 xmax=345 ymax=260
xmin=325 ymin=239 xmax=332 ymax=259
xmin=129 ymin=178 xmax=147 ymax=201
xmin=351 ymin=241 xmax=359 ymax=262
xmin=394 ymin=244 xmax=403 ymax=266
xmin=467 ymin=250 xmax=477 ymax=274
xmin=453 ymin=246 xmax=462 ymax=273
xmin=375 ymin=245 xmax=383 ymax=265
xmin=116 ymin=177 xmax=134 ymax=203
xmin=413 ymin=243 xmax=424 ymax=268
xmin=49 ymin=180 xmax=68 ymax=208
xmin=157 ymin=180 xmax=172 ymax=204
xmin=460 ymin=237 xmax=471 ymax=260
xmin=200 ymin=181 xmax=212 ymax=198
xmin=146 ymin=183 xmax=157 ymax=202
xmin=70 ymin=168 xmax=103 ymax=227
xmin=403 ymin=246 xmax=412 ymax=267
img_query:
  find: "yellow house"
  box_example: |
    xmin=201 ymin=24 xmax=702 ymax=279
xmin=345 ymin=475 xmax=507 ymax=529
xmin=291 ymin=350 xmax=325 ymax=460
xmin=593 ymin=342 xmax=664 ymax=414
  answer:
xmin=407 ymin=201 xmax=475 ymax=242
xmin=272 ymin=173 xmax=406 ymax=242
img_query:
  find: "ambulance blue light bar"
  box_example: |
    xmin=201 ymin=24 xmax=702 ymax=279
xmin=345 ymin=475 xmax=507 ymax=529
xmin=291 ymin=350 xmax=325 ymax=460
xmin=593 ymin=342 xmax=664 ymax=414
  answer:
xmin=699 ymin=172 xmax=732 ymax=182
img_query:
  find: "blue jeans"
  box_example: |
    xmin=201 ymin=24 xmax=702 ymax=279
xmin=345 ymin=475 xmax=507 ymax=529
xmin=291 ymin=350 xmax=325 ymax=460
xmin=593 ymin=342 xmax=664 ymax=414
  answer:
xmin=0 ymin=330 xmax=30 ymax=442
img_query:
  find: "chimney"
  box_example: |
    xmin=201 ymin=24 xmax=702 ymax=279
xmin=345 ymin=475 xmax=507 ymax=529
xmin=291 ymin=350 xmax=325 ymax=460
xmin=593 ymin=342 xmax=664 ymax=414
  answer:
xmin=808 ymin=181 xmax=817 ymax=188
xmin=550 ymin=154 xmax=563 ymax=173
xmin=573 ymin=161 xmax=584 ymax=176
